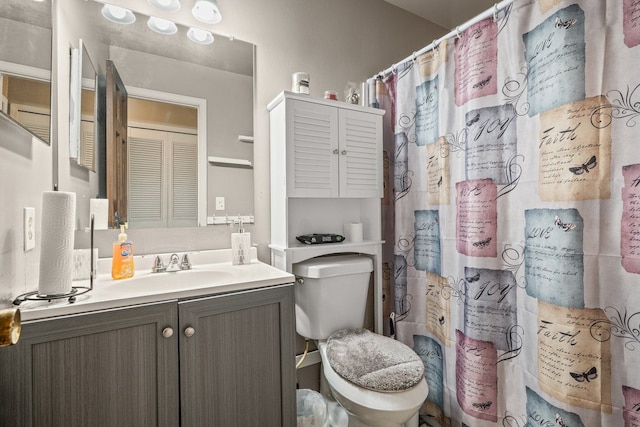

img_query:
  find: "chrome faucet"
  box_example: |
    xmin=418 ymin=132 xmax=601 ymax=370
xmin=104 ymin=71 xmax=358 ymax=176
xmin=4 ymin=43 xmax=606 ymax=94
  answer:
xmin=166 ymin=254 xmax=181 ymax=272
xmin=151 ymin=253 xmax=192 ymax=273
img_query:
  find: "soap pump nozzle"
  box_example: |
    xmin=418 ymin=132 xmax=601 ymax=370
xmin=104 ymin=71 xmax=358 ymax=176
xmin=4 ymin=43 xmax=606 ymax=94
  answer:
xmin=118 ymin=222 xmax=128 ymax=243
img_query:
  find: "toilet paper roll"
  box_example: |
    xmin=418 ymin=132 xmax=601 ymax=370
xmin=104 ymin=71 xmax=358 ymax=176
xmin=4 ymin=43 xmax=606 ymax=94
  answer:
xmin=38 ymin=191 xmax=76 ymax=296
xmin=344 ymin=222 xmax=363 ymax=243
xmin=90 ymin=198 xmax=109 ymax=230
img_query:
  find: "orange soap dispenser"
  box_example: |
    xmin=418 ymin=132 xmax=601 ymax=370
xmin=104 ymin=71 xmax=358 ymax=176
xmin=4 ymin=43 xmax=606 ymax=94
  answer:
xmin=112 ymin=222 xmax=134 ymax=280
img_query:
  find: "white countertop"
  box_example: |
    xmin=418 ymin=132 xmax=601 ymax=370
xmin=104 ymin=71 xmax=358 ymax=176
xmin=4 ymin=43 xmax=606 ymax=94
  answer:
xmin=17 ymin=249 xmax=294 ymax=321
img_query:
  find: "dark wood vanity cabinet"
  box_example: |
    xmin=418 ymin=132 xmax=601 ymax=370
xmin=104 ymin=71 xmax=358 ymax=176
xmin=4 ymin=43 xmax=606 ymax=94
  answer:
xmin=0 ymin=285 xmax=296 ymax=427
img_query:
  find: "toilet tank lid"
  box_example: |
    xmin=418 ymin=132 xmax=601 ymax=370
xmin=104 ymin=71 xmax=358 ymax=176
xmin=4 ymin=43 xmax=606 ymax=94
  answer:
xmin=293 ymin=255 xmax=373 ymax=279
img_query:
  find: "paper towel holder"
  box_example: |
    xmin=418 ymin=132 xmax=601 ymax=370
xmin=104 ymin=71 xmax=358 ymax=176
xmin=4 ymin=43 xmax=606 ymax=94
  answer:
xmin=13 ymin=215 xmax=96 ymax=306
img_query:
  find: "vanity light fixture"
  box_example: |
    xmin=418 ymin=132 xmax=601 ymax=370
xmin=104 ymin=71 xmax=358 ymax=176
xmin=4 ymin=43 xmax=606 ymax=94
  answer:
xmin=147 ymin=16 xmax=178 ymax=35
xmin=148 ymin=0 xmax=181 ymax=12
xmin=192 ymin=0 xmax=222 ymax=24
xmin=101 ymin=4 xmax=136 ymax=25
xmin=187 ymin=27 xmax=214 ymax=45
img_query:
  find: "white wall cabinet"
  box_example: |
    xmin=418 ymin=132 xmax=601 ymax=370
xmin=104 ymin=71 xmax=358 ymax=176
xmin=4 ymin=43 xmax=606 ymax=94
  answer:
xmin=268 ymin=91 xmax=385 ymax=333
xmin=269 ymin=92 xmax=383 ymax=199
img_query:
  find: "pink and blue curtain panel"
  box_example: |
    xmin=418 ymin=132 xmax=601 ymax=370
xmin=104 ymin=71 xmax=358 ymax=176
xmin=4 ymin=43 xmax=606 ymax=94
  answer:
xmin=375 ymin=0 xmax=640 ymax=425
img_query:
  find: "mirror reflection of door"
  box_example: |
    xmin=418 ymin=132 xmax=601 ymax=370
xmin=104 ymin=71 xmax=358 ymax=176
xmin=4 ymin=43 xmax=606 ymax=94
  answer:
xmin=106 ymin=60 xmax=128 ymax=228
xmin=127 ymin=98 xmax=198 ymax=229
xmin=1 ymin=74 xmax=51 ymax=143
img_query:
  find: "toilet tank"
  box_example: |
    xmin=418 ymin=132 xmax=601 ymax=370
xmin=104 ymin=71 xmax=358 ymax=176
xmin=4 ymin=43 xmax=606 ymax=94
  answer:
xmin=293 ymin=254 xmax=373 ymax=340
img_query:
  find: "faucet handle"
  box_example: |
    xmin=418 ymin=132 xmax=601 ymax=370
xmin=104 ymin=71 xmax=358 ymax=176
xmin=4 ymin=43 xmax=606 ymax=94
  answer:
xmin=181 ymin=254 xmax=192 ymax=270
xmin=152 ymin=256 xmax=166 ymax=273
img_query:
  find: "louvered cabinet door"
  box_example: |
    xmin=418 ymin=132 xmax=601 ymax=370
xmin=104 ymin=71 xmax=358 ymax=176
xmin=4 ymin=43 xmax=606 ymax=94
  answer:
xmin=286 ymin=100 xmax=339 ymax=197
xmin=338 ymin=109 xmax=383 ymax=198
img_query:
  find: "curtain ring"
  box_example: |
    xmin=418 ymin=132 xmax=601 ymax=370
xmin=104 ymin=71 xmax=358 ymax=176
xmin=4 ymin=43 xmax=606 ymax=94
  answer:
xmin=456 ymin=26 xmax=462 ymax=39
xmin=412 ymin=51 xmax=417 ymax=62
xmin=392 ymin=65 xmax=398 ymax=74
xmin=493 ymin=3 xmax=499 ymax=22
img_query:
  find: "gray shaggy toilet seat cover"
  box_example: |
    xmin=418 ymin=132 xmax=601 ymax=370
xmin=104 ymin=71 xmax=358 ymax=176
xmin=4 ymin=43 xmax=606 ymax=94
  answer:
xmin=326 ymin=328 xmax=424 ymax=392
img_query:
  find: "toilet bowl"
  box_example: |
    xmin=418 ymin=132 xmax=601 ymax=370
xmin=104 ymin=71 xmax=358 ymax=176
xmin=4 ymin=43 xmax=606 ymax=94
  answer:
xmin=319 ymin=342 xmax=428 ymax=427
xmin=293 ymin=255 xmax=429 ymax=427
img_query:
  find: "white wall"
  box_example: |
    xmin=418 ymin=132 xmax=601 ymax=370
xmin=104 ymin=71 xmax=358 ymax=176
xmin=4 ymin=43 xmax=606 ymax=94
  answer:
xmin=0 ymin=16 xmax=53 ymax=304
xmin=1 ymin=0 xmax=446 ymax=303
xmin=219 ymin=0 xmax=447 ymax=260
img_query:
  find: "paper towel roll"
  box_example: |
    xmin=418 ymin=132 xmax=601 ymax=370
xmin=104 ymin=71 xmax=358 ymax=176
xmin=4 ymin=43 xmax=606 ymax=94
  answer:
xmin=38 ymin=191 xmax=76 ymax=296
xmin=344 ymin=222 xmax=363 ymax=243
xmin=90 ymin=198 xmax=109 ymax=230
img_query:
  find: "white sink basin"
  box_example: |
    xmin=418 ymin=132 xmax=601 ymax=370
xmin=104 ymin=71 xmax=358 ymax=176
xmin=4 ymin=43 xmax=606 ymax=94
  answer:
xmin=17 ymin=249 xmax=295 ymax=321
xmin=101 ymin=268 xmax=234 ymax=292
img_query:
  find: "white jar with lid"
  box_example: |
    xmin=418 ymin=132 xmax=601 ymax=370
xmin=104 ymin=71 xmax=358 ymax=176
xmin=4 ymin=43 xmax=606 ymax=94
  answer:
xmin=292 ymin=72 xmax=310 ymax=94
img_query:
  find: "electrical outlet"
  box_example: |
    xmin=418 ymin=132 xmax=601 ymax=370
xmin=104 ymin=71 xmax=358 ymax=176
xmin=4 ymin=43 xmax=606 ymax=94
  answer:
xmin=215 ymin=197 xmax=225 ymax=211
xmin=24 ymin=207 xmax=35 ymax=252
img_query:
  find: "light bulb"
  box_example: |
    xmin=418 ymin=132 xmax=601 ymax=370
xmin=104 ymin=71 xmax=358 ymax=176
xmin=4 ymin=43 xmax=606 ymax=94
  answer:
xmin=109 ymin=5 xmax=127 ymax=19
xmin=148 ymin=0 xmax=181 ymax=12
xmin=101 ymin=4 xmax=136 ymax=25
xmin=192 ymin=0 xmax=222 ymax=24
xmin=187 ymin=27 xmax=214 ymax=45
xmin=148 ymin=16 xmax=177 ymax=35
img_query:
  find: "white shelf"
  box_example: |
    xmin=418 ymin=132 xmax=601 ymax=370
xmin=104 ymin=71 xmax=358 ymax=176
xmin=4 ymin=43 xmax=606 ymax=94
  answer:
xmin=269 ymin=240 xmax=384 ymax=265
xmin=207 ymin=156 xmax=253 ymax=167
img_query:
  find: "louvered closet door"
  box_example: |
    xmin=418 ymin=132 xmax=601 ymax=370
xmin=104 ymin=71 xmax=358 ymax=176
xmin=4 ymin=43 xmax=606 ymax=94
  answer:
xmin=168 ymin=133 xmax=198 ymax=228
xmin=128 ymin=128 xmax=167 ymax=228
xmin=80 ymin=120 xmax=95 ymax=170
xmin=10 ymin=106 xmax=50 ymax=143
xmin=338 ymin=109 xmax=382 ymax=198
xmin=128 ymin=128 xmax=198 ymax=228
xmin=286 ymin=99 xmax=339 ymax=197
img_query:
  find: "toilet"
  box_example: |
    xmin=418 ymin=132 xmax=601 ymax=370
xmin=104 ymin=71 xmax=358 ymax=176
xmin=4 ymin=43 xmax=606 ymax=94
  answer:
xmin=293 ymin=254 xmax=428 ymax=427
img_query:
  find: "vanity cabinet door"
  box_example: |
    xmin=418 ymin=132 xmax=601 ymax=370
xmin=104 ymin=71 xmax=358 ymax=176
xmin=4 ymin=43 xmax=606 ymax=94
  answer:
xmin=0 ymin=302 xmax=179 ymax=427
xmin=178 ymin=284 xmax=296 ymax=427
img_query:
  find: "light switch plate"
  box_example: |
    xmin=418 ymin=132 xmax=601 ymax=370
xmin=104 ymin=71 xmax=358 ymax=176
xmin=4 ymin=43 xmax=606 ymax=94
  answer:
xmin=215 ymin=197 xmax=225 ymax=211
xmin=24 ymin=207 xmax=35 ymax=252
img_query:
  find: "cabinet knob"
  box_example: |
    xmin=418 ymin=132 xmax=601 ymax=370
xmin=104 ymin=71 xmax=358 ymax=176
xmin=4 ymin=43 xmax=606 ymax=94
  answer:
xmin=341 ymin=150 xmax=347 ymax=155
xmin=332 ymin=149 xmax=339 ymax=154
xmin=162 ymin=327 xmax=174 ymax=338
xmin=184 ymin=326 xmax=196 ymax=337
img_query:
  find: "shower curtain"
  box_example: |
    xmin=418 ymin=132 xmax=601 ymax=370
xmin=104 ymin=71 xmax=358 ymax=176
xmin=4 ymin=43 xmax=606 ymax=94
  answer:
xmin=374 ymin=0 xmax=640 ymax=425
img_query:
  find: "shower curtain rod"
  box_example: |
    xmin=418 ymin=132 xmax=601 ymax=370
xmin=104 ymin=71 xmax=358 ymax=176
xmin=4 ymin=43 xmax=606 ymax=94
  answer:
xmin=371 ymin=0 xmax=516 ymax=80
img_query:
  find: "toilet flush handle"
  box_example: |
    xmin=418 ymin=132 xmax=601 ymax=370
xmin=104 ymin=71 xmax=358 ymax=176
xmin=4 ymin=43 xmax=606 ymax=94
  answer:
xmin=295 ymin=277 xmax=304 ymax=285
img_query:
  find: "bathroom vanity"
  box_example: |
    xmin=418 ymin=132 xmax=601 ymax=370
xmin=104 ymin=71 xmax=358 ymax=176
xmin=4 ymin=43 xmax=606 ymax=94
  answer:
xmin=0 ymin=252 xmax=295 ymax=426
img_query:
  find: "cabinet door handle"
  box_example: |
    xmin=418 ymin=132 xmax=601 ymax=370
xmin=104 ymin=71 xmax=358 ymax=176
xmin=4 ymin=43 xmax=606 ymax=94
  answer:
xmin=184 ymin=327 xmax=196 ymax=337
xmin=341 ymin=150 xmax=347 ymax=155
xmin=333 ymin=149 xmax=339 ymax=154
xmin=162 ymin=327 xmax=174 ymax=338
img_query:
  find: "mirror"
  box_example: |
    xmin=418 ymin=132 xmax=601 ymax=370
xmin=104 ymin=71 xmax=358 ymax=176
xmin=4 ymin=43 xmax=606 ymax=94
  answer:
xmin=0 ymin=0 xmax=52 ymax=144
xmin=56 ymin=0 xmax=254 ymax=229
xmin=70 ymin=39 xmax=98 ymax=171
